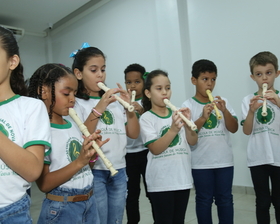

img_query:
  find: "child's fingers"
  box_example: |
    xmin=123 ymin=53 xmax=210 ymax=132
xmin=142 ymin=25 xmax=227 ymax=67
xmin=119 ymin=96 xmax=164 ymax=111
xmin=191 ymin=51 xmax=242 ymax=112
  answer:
xmin=117 ymin=83 xmax=123 ymax=90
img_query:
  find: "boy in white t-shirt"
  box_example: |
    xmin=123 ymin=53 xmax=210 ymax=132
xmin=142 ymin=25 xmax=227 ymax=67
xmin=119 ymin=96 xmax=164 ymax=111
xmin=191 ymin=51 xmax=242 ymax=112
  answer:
xmin=241 ymin=51 xmax=280 ymax=223
xmin=124 ymin=63 xmax=153 ymax=223
xmin=181 ymin=59 xmax=238 ymax=224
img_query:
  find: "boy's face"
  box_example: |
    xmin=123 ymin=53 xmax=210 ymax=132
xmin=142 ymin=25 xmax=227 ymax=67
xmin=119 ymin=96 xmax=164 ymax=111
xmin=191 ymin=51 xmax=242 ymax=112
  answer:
xmin=191 ymin=72 xmax=217 ymax=101
xmin=125 ymin=71 xmax=144 ymax=99
xmin=250 ymin=63 xmax=280 ymax=91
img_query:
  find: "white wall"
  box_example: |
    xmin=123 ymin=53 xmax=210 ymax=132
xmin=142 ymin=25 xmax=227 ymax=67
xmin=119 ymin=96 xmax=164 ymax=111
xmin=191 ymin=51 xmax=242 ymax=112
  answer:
xmin=187 ymin=0 xmax=280 ymax=187
xmin=18 ymin=35 xmax=47 ymax=78
xmin=22 ymin=0 xmax=280 ymax=187
xmin=49 ymin=0 xmax=189 ymax=106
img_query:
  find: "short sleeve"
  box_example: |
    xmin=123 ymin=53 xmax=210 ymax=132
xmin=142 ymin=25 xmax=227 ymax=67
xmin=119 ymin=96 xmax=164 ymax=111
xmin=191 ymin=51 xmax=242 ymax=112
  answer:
xmin=23 ymin=100 xmax=51 ymax=151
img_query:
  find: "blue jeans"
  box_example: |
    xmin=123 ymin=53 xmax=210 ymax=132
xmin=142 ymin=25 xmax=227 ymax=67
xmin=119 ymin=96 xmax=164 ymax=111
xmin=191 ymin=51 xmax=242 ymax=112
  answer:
xmin=92 ymin=168 xmax=127 ymax=224
xmin=38 ymin=184 xmax=99 ymax=224
xmin=192 ymin=167 xmax=234 ymax=224
xmin=0 ymin=194 xmax=32 ymax=224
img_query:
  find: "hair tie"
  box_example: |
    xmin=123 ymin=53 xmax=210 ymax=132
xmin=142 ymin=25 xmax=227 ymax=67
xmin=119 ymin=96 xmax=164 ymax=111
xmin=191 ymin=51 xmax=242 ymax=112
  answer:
xmin=142 ymin=72 xmax=149 ymax=80
xmin=69 ymin=42 xmax=90 ymax=58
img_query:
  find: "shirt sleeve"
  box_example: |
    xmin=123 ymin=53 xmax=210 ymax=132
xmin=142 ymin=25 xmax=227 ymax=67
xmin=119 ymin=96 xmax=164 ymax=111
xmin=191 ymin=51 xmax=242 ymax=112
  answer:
xmin=23 ymin=99 xmax=51 ymax=151
xmin=140 ymin=113 xmax=158 ymax=146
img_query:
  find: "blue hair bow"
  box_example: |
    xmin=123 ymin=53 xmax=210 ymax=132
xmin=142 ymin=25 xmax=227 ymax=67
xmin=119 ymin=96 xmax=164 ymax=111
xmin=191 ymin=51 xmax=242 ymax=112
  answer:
xmin=69 ymin=42 xmax=90 ymax=58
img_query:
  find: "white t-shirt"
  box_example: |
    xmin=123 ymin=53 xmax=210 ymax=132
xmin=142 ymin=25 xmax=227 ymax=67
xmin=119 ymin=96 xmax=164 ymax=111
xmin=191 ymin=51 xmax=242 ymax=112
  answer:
xmin=241 ymin=92 xmax=280 ymax=167
xmin=72 ymin=97 xmax=127 ymax=170
xmin=182 ymin=97 xmax=236 ymax=169
xmin=0 ymin=95 xmax=51 ymax=208
xmin=45 ymin=119 xmax=93 ymax=189
xmin=140 ymin=108 xmax=192 ymax=192
xmin=127 ymin=98 xmax=146 ymax=153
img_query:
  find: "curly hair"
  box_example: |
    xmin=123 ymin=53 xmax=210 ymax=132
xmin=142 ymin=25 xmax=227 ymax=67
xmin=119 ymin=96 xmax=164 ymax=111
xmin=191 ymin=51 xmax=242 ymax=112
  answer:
xmin=124 ymin=63 xmax=146 ymax=80
xmin=0 ymin=26 xmax=27 ymax=96
xmin=28 ymin=63 xmax=74 ymax=119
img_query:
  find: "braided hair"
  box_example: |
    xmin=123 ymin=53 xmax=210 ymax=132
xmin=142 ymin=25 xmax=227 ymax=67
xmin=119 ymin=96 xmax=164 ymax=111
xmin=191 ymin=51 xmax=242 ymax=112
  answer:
xmin=28 ymin=63 xmax=73 ymax=119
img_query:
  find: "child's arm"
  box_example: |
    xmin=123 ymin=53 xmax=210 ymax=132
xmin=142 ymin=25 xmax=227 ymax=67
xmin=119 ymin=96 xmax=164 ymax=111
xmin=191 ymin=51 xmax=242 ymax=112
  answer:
xmin=180 ymin=108 xmax=198 ymax=145
xmin=0 ymin=132 xmax=45 ymax=182
xmin=126 ymin=110 xmax=140 ymax=139
xmin=214 ymin=96 xmax=238 ymax=133
xmin=36 ymin=133 xmax=107 ymax=193
xmin=147 ymin=113 xmax=183 ymax=155
xmin=243 ymin=95 xmax=263 ymax=135
xmin=84 ymin=88 xmax=118 ymax=134
xmin=117 ymin=83 xmax=140 ymax=139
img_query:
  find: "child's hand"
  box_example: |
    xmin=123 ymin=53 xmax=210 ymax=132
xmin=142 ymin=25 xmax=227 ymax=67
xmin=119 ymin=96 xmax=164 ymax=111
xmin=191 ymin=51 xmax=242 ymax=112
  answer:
xmin=170 ymin=111 xmax=184 ymax=133
xmin=92 ymin=129 xmax=110 ymax=148
xmin=249 ymin=95 xmax=263 ymax=113
xmin=132 ymin=102 xmax=144 ymax=114
xmin=96 ymin=88 xmax=118 ymax=113
xmin=77 ymin=134 xmax=98 ymax=166
xmin=202 ymin=103 xmax=214 ymax=120
xmin=264 ymin=90 xmax=280 ymax=107
xmin=213 ymin=96 xmax=226 ymax=113
xmin=179 ymin=107 xmax=191 ymax=122
xmin=117 ymin=83 xmax=131 ymax=104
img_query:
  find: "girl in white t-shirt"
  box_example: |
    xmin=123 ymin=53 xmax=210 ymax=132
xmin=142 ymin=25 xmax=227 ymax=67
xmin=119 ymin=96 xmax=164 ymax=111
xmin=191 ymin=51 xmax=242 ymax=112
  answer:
xmin=28 ymin=63 xmax=108 ymax=224
xmin=0 ymin=26 xmax=51 ymax=223
xmin=69 ymin=43 xmax=139 ymax=224
xmin=140 ymin=69 xmax=197 ymax=224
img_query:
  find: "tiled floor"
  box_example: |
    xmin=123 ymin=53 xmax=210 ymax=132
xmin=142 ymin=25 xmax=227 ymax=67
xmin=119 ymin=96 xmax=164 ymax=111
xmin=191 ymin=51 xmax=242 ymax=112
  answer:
xmin=30 ymin=182 xmax=277 ymax=224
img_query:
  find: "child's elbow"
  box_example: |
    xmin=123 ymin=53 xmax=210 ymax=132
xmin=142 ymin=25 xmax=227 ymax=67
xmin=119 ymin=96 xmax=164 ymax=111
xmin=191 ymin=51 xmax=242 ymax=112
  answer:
xmin=25 ymin=170 xmax=43 ymax=182
xmin=36 ymin=181 xmax=50 ymax=193
xmin=127 ymin=132 xmax=139 ymax=139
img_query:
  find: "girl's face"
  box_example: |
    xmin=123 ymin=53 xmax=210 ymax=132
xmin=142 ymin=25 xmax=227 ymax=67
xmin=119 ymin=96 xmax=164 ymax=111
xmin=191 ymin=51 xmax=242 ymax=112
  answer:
xmin=145 ymin=75 xmax=171 ymax=109
xmin=0 ymin=45 xmax=19 ymax=96
xmin=43 ymin=74 xmax=77 ymax=124
xmin=75 ymin=56 xmax=106 ymax=97
xmin=125 ymin=71 xmax=144 ymax=99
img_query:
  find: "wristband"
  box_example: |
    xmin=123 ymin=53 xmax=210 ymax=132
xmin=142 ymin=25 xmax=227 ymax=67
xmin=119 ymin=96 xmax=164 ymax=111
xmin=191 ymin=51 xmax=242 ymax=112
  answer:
xmin=90 ymin=155 xmax=99 ymax=163
xmin=92 ymin=108 xmax=102 ymax=116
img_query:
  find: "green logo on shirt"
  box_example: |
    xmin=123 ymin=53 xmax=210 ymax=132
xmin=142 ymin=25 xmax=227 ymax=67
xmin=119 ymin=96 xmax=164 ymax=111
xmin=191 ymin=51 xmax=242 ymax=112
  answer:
xmin=0 ymin=124 xmax=9 ymax=137
xmin=100 ymin=110 xmax=114 ymax=125
xmin=203 ymin=113 xmax=217 ymax=129
xmin=256 ymin=106 xmax=273 ymax=124
xmin=68 ymin=139 xmax=82 ymax=162
xmin=161 ymin=127 xmax=180 ymax=147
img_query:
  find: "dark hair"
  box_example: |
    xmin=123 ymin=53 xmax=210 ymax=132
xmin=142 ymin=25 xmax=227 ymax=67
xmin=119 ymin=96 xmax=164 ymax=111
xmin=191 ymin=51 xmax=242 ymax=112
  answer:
xmin=71 ymin=47 xmax=106 ymax=99
xmin=142 ymin=69 xmax=169 ymax=112
xmin=0 ymin=26 xmax=27 ymax=96
xmin=192 ymin=59 xmax=217 ymax=79
xmin=124 ymin=63 xmax=146 ymax=80
xmin=249 ymin=51 xmax=278 ymax=74
xmin=28 ymin=63 xmax=74 ymax=119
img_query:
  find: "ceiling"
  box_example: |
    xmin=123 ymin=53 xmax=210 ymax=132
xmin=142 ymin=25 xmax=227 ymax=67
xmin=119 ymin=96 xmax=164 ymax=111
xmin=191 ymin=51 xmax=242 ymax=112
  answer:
xmin=0 ymin=0 xmax=101 ymax=35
